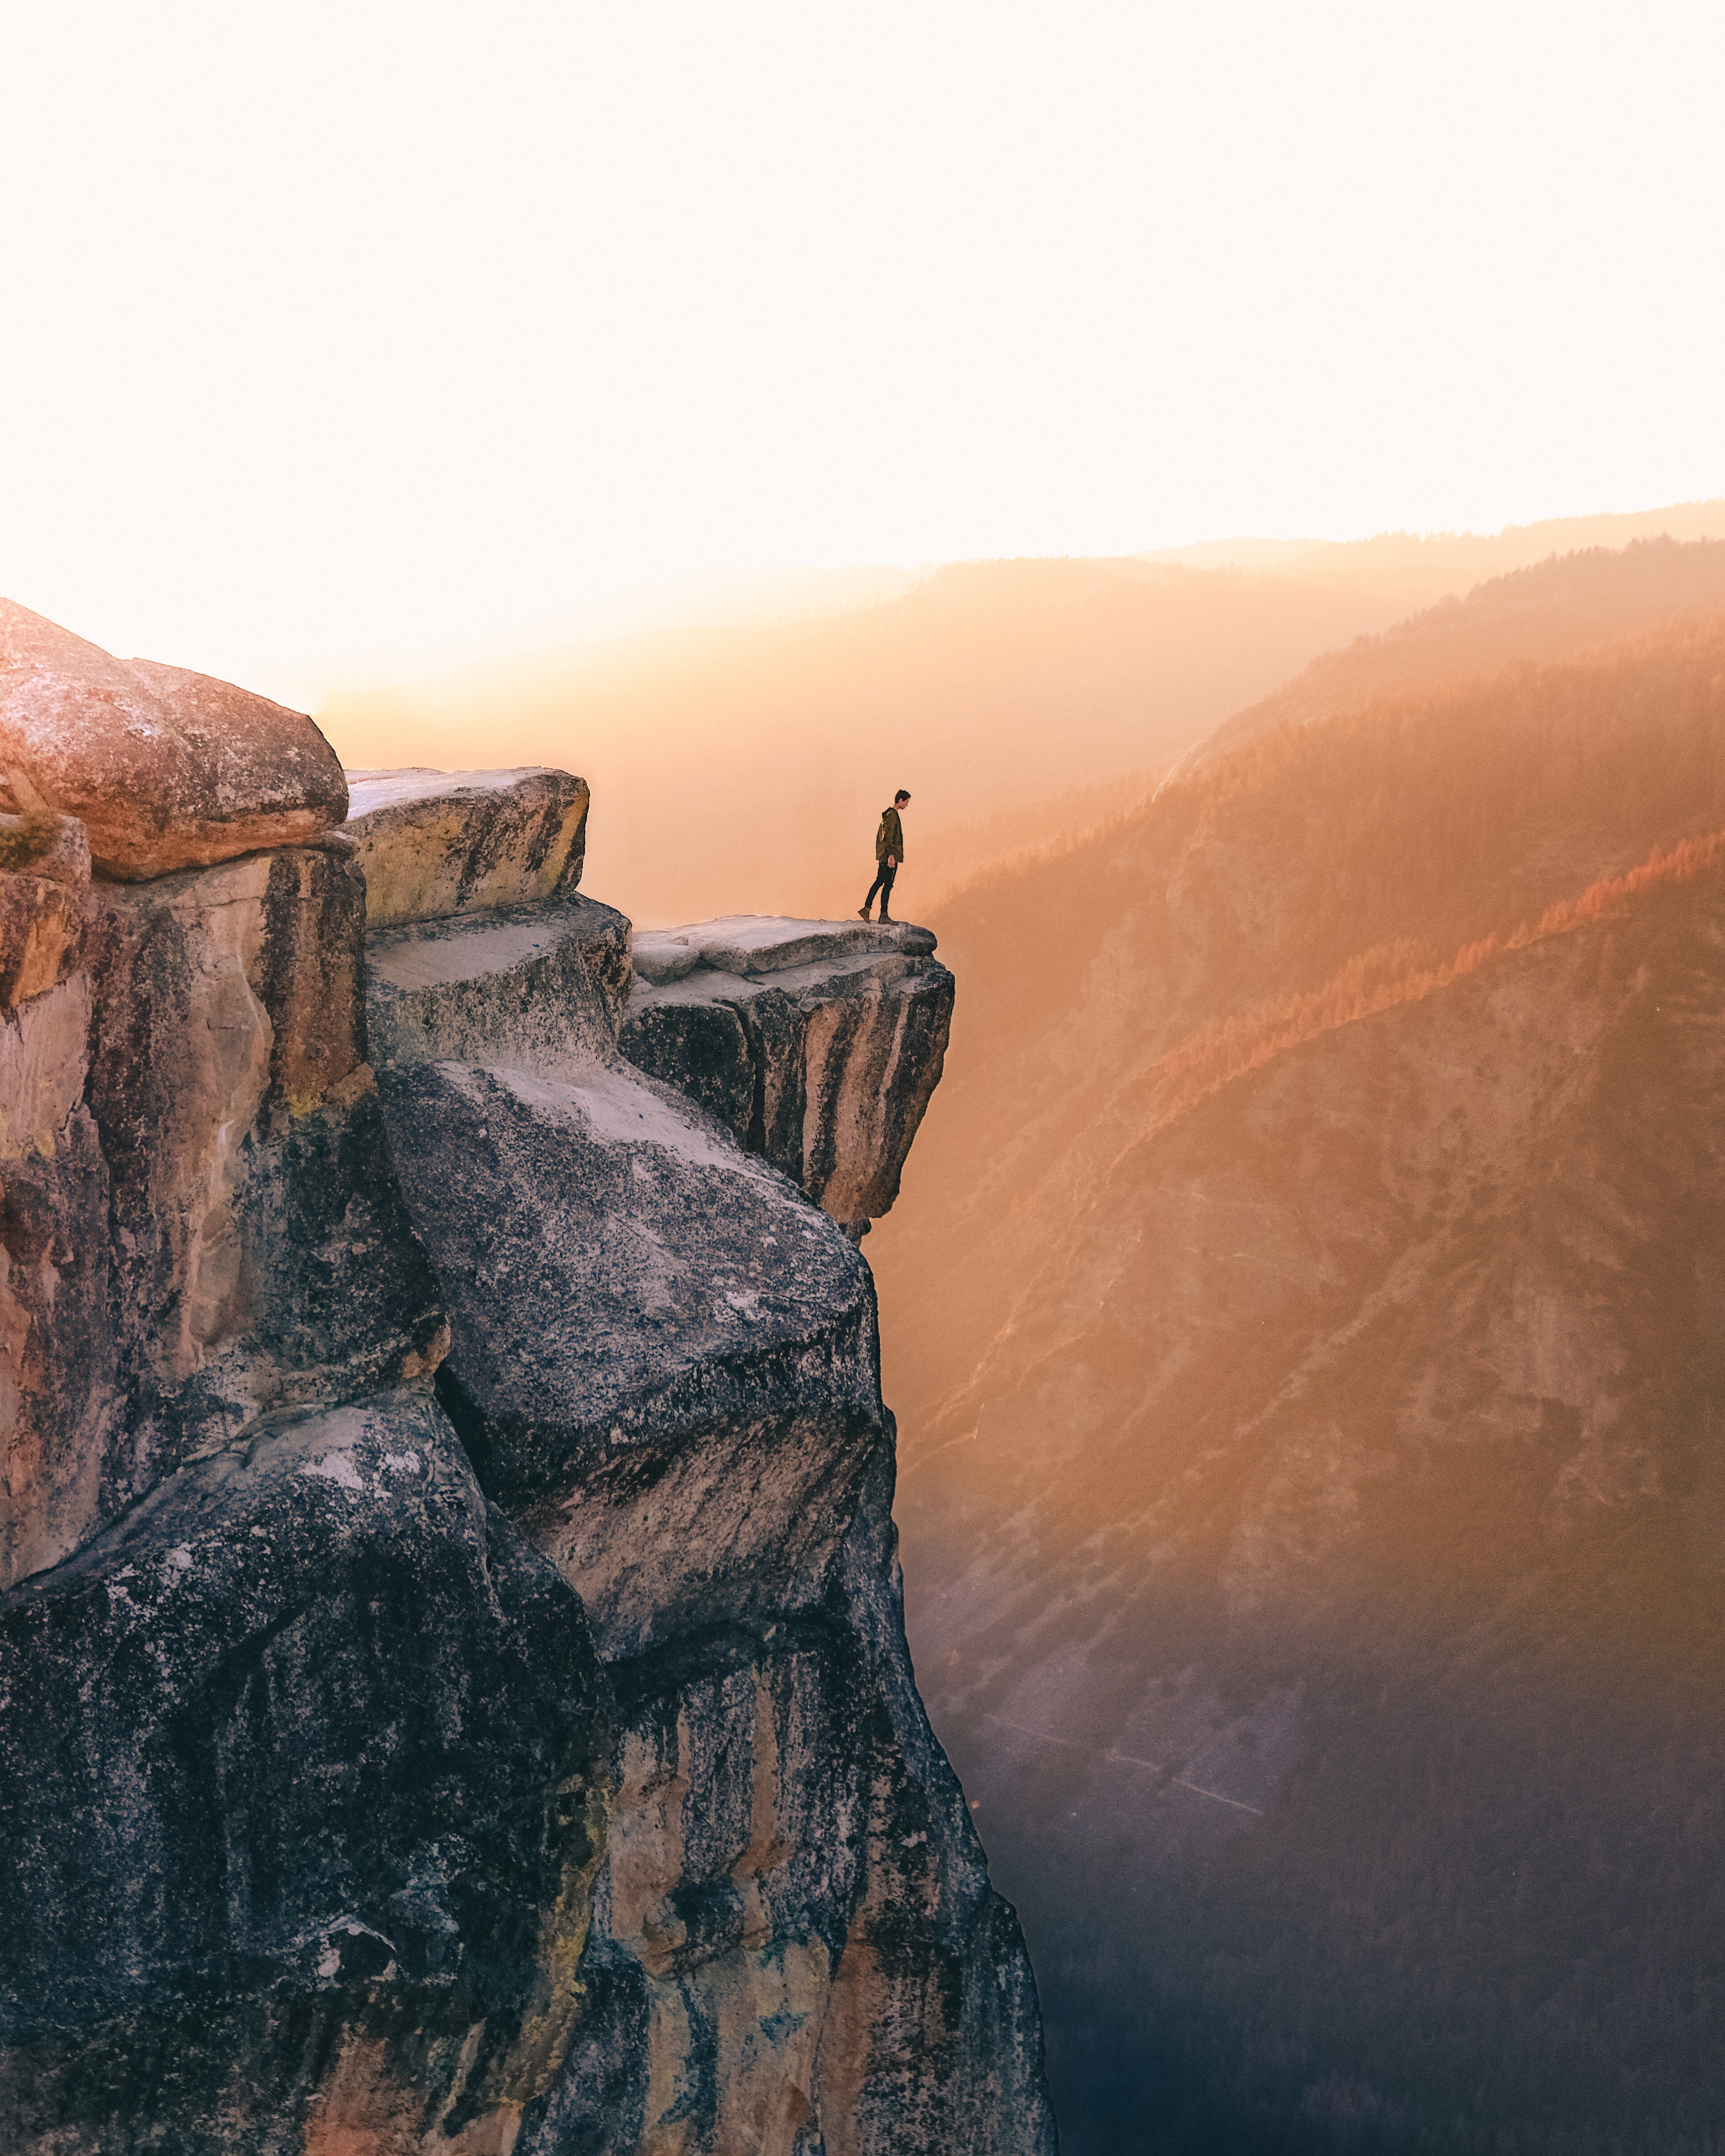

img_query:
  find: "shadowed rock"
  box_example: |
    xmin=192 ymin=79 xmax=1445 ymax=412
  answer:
xmin=343 ymin=766 xmax=590 ymax=925
xmin=518 ymin=1478 xmax=1058 ymax=2156
xmin=622 ymin=916 xmax=954 ymax=1234
xmin=383 ymin=1055 xmax=884 ymax=1660
xmin=366 ymin=891 xmax=631 ymax=1079
xmin=0 ymin=601 xmax=347 ymax=879
xmin=0 ymin=1389 xmax=608 ymax=2154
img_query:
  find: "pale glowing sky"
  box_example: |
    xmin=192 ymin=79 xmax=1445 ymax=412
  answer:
xmin=4 ymin=2 xmax=1723 ymax=706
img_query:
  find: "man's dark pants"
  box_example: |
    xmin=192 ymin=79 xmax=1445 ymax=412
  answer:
xmin=864 ymin=860 xmax=897 ymax=915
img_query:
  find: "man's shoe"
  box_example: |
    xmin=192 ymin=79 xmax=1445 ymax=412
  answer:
xmin=857 ymin=907 xmax=871 ymax=921
xmin=878 ymin=913 xmax=894 ymax=924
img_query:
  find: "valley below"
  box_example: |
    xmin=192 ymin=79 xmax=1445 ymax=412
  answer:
xmin=867 ymin=544 xmax=1725 ymax=2153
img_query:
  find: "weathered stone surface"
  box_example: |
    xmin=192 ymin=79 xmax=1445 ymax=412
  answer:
xmin=633 ymin=915 xmax=937 ymax=981
xmin=380 ymin=1054 xmax=883 ymax=1659
xmin=0 ymin=811 xmax=90 ymax=1010
xmin=0 ymin=1389 xmax=609 ymax=2154
xmin=0 ymin=600 xmax=347 ymax=880
xmin=344 ymin=767 xmax=590 ymax=927
xmin=622 ymin=920 xmax=955 ymax=1233
xmin=0 ymin=712 xmax=1050 ymax=2156
xmin=367 ymin=893 xmax=631 ymax=1080
xmin=522 ymin=1550 xmax=1057 ymax=2156
xmin=0 ymin=845 xmax=444 ymax=1592
xmin=362 ymin=894 xmax=1053 ymax=2152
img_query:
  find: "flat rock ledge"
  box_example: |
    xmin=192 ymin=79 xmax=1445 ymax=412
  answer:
xmin=632 ymin=912 xmax=937 ymax=983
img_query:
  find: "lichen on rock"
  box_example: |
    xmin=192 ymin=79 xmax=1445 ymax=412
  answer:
xmin=0 ymin=713 xmax=1054 ymax=2154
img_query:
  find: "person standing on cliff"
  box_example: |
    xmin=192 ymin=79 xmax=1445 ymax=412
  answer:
xmin=859 ymin=789 xmax=910 ymax=923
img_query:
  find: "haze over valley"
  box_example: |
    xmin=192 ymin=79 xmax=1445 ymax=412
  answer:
xmin=317 ymin=504 xmax=1725 ymax=2150
xmin=11 ymin=5 xmax=1725 ymax=2143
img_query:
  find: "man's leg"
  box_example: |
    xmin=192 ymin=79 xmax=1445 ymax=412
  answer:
xmin=860 ymin=864 xmax=888 ymax=919
xmin=877 ymin=862 xmax=897 ymax=921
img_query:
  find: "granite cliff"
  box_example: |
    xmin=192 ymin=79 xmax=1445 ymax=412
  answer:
xmin=0 ymin=602 xmax=1054 ymax=2155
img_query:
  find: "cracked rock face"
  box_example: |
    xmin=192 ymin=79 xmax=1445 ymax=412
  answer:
xmin=1 ymin=843 xmax=444 ymax=1592
xmin=0 ymin=600 xmax=348 ymax=879
xmin=622 ymin=916 xmax=954 ymax=1234
xmin=0 ymin=1390 xmax=607 ymax=2156
xmin=0 ymin=732 xmax=1052 ymax=2156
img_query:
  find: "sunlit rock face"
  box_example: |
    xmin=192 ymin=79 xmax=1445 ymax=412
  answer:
xmin=0 ymin=840 xmax=445 ymax=1591
xmin=623 ymin=917 xmax=954 ymax=1236
xmin=0 ymin=600 xmax=347 ymax=878
xmin=343 ymin=766 xmax=590 ymax=926
xmin=0 ymin=724 xmax=1053 ymax=2154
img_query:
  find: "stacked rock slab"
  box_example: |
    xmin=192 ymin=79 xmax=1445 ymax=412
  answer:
xmin=344 ymin=766 xmax=590 ymax=927
xmin=362 ymin=858 xmax=1053 ymax=2152
xmin=0 ymin=686 xmax=606 ymax=2148
xmin=0 ymin=679 xmax=1054 ymax=2155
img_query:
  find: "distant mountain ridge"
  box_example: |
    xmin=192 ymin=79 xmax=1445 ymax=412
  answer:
xmin=319 ymin=505 xmax=1725 ymax=928
xmin=868 ymin=592 xmax=1725 ymax=2155
xmin=1182 ymin=534 xmax=1725 ymax=776
xmin=1139 ymin=497 xmax=1725 ymax=588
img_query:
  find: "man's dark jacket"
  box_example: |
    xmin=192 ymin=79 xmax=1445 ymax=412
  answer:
xmin=875 ymin=806 xmax=905 ymax=863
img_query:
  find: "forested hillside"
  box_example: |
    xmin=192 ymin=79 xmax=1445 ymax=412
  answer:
xmin=1191 ymin=534 xmax=1725 ymax=771
xmin=869 ymin=605 xmax=1725 ymax=2154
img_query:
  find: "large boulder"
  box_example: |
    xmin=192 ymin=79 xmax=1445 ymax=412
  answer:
xmin=0 ymin=1389 xmax=610 ymax=2154
xmin=343 ymin=767 xmax=590 ymax=926
xmin=0 ymin=600 xmax=347 ymax=880
xmin=379 ymin=1054 xmax=884 ymax=1659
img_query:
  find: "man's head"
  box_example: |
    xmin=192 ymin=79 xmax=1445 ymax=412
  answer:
xmin=894 ymin=789 xmax=911 ymax=809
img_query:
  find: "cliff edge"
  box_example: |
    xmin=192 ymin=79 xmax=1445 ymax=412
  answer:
xmin=0 ymin=605 xmax=1055 ymax=2155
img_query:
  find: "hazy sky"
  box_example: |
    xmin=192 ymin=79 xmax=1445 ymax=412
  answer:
xmin=5 ymin=1 xmax=1723 ymax=703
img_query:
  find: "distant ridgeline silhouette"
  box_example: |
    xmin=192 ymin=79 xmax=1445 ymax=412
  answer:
xmin=870 ymin=570 xmax=1725 ymax=2156
xmin=319 ymin=510 xmax=1725 ymax=928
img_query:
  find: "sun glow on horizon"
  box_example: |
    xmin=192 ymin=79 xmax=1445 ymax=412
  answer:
xmin=4 ymin=0 xmax=1724 ymax=703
